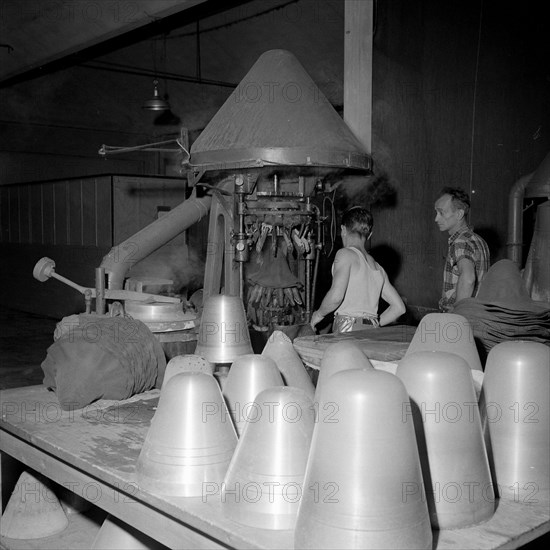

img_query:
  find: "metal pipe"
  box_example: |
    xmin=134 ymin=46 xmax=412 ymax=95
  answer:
xmin=507 ymin=172 xmax=533 ymax=265
xmin=95 ymin=267 xmax=105 ymax=315
xmin=311 ymin=246 xmax=320 ymax=311
xmin=84 ymin=289 xmax=92 ymax=314
xmin=305 ymin=258 xmax=311 ymax=317
xmin=238 ymin=195 xmax=245 ymax=299
xmin=100 ymin=190 xmax=212 ymax=289
xmin=234 ymin=174 xmax=247 ymax=300
xmin=49 ymin=271 xmax=88 ymax=294
xmin=310 ymin=203 xmax=322 ymax=315
xmin=83 ymin=61 xmax=238 ymax=88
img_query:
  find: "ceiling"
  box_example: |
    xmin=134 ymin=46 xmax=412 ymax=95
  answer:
xmin=0 ymin=0 xmax=215 ymax=86
xmin=0 ymin=0 xmax=346 ymax=139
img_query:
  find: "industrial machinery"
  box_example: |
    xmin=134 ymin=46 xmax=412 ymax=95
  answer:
xmin=34 ymin=50 xmax=372 ymax=346
xmin=182 ymin=49 xmax=371 ymax=335
xmin=192 ymin=171 xmax=326 ymax=333
xmin=507 ymin=151 xmax=550 ymax=302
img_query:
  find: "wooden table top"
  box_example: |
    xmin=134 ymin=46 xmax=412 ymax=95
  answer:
xmin=293 ymin=325 xmax=416 ymax=368
xmin=1 ymin=385 xmax=548 ymax=550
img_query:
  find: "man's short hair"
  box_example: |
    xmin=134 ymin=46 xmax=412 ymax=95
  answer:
xmin=341 ymin=206 xmax=373 ymax=238
xmin=438 ymin=187 xmax=471 ymax=216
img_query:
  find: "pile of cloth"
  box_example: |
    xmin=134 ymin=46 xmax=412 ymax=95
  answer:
xmin=42 ymin=314 xmax=166 ymax=410
xmin=454 ymin=259 xmax=550 ymax=359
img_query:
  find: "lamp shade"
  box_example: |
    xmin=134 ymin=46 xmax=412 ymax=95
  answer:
xmin=142 ymin=79 xmax=170 ymax=111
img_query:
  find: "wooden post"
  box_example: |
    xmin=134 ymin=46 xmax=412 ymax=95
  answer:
xmin=344 ymin=0 xmax=374 ymax=154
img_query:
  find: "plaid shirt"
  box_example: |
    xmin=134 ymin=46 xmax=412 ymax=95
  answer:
xmin=439 ymin=225 xmax=490 ymax=311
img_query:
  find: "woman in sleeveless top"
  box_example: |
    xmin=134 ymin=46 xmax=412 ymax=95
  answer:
xmin=310 ymin=207 xmax=406 ymax=333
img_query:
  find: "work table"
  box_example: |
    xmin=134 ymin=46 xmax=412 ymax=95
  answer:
xmin=1 ymin=385 xmax=548 ymax=549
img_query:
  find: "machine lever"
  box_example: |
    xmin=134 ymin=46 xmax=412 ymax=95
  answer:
xmin=33 ymin=257 xmax=181 ymax=303
xmin=283 ymin=228 xmax=293 ymax=254
xmin=256 ymin=223 xmax=271 ymax=253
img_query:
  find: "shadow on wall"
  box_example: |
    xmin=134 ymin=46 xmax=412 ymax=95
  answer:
xmin=369 ymin=243 xmax=419 ymax=325
xmin=475 ymin=227 xmax=504 ymax=262
xmin=369 ymin=244 xmax=402 ymax=283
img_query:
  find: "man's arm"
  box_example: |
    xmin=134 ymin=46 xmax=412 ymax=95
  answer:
xmin=455 ymin=257 xmax=476 ymax=303
xmin=310 ymin=249 xmax=352 ymax=328
xmin=379 ymin=277 xmax=406 ymax=326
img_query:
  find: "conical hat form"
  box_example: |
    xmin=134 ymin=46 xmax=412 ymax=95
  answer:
xmin=0 ymin=470 xmax=68 ymax=539
xmin=222 ymin=386 xmax=315 ymax=530
xmin=481 ymin=341 xmax=550 ymax=502
xmin=162 ymin=354 xmax=214 ymax=389
xmin=137 ymin=372 xmax=237 ymax=496
xmin=92 ymin=515 xmax=165 ymax=549
xmin=405 ymin=313 xmax=482 ymax=371
xmin=294 ymin=369 xmax=432 ymax=549
xmin=194 ymin=294 xmax=253 ymax=363
xmin=262 ymin=330 xmax=314 ymax=399
xmin=313 ymin=340 xmax=374 ymax=405
xmin=223 ymin=354 xmax=284 ymax=436
xmin=476 ymin=259 xmax=548 ymax=310
xmin=397 ymin=351 xmax=495 ymax=529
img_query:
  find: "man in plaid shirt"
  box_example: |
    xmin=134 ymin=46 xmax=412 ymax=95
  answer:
xmin=435 ymin=187 xmax=490 ymax=312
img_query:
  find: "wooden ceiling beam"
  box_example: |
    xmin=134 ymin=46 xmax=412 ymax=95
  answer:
xmin=0 ymin=0 xmax=254 ymax=88
xmin=343 ymin=0 xmax=374 ymax=155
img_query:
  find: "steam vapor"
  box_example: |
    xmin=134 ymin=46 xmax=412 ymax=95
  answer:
xmin=334 ymin=171 xmax=397 ymax=212
xmin=127 ymin=245 xmax=205 ymax=296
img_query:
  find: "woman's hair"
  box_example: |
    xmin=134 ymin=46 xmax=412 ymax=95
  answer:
xmin=341 ymin=206 xmax=373 ymax=238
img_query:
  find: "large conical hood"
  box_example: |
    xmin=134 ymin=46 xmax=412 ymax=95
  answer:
xmin=190 ymin=49 xmax=371 ymax=171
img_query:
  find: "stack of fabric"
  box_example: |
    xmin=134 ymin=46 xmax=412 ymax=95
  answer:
xmin=42 ymin=314 xmax=166 ymax=410
xmin=454 ymin=259 xmax=550 ymax=359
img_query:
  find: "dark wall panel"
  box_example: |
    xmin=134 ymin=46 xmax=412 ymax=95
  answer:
xmin=0 ymin=176 xmax=114 ymax=317
xmin=53 ymin=182 xmax=68 ymax=245
xmin=68 ymin=180 xmax=83 ymax=246
xmin=81 ymin=179 xmax=98 ymax=246
xmin=370 ymin=0 xmax=550 ymax=311
xmin=18 ymin=185 xmax=31 ymax=244
xmin=7 ymin=186 xmax=19 ymax=243
xmin=42 ymin=184 xmax=55 ymax=245
xmin=30 ymin=184 xmax=42 ymax=244
xmin=96 ymin=178 xmax=113 ymax=248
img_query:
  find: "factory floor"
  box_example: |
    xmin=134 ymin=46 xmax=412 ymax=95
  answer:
xmin=0 ymin=306 xmax=548 ymax=550
xmin=0 ymin=306 xmax=58 ymax=390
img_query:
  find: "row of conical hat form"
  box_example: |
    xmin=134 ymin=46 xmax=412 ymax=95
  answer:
xmin=3 ymin=297 xmax=547 ymax=548
xmin=135 ymin=300 xmax=549 ymax=549
xmin=136 ymin=296 xmax=321 ymax=537
xmin=403 ymin=313 xmax=549 ymax=504
xmin=136 ymin=328 xmax=316 ymax=497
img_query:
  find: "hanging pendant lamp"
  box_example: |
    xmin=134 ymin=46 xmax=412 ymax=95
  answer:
xmin=142 ymin=79 xmax=170 ymax=111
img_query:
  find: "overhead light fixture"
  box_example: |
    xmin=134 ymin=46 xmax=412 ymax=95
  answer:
xmin=142 ymin=79 xmax=170 ymax=111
